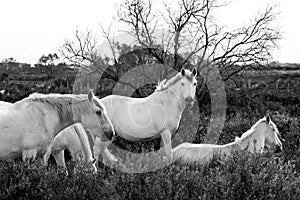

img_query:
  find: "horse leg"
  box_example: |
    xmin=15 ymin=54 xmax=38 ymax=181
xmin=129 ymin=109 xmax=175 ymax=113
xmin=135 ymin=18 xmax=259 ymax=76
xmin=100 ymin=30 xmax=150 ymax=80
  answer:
xmin=53 ymin=150 xmax=68 ymax=176
xmin=42 ymin=144 xmax=53 ymax=166
xmin=90 ymin=159 xmax=97 ymax=174
xmin=22 ymin=150 xmax=29 ymax=163
xmin=160 ymin=130 xmax=172 ymax=161
xmin=22 ymin=149 xmax=37 ymax=163
xmin=28 ymin=149 xmax=37 ymax=163
xmin=94 ymin=138 xmax=117 ymax=166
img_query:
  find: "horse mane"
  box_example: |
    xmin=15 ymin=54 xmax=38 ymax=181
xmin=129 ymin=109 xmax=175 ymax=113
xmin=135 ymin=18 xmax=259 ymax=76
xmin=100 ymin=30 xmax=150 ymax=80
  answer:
xmin=155 ymin=69 xmax=195 ymax=92
xmin=25 ymin=93 xmax=91 ymax=124
xmin=155 ymin=79 xmax=167 ymax=90
xmin=235 ymin=117 xmax=269 ymax=142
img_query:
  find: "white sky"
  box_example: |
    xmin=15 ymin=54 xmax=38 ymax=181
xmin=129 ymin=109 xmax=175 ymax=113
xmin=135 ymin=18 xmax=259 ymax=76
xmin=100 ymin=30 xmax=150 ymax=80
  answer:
xmin=0 ymin=0 xmax=299 ymax=64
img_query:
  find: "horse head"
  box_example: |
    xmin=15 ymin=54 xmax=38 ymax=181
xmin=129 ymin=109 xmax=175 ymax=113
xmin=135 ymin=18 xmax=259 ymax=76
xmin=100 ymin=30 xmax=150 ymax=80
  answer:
xmin=81 ymin=90 xmax=115 ymax=141
xmin=234 ymin=114 xmax=283 ymax=153
xmin=179 ymin=68 xmax=198 ymax=106
xmin=263 ymin=114 xmax=283 ymax=152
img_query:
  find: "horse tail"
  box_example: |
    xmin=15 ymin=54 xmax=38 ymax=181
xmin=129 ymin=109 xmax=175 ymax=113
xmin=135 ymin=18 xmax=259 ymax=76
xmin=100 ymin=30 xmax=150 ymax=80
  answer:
xmin=73 ymin=124 xmax=94 ymax=163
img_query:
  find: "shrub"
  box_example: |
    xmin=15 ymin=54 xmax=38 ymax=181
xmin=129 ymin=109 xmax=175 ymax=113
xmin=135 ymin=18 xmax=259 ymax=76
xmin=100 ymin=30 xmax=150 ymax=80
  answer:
xmin=0 ymin=149 xmax=299 ymax=200
xmin=0 ymin=85 xmax=299 ymax=199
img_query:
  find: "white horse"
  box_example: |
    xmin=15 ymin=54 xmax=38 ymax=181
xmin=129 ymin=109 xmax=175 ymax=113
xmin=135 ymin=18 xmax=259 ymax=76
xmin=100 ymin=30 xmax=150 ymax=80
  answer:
xmin=44 ymin=122 xmax=117 ymax=172
xmin=44 ymin=123 xmax=97 ymax=174
xmin=0 ymin=100 xmax=12 ymax=107
xmin=43 ymin=95 xmax=118 ymax=171
xmin=0 ymin=90 xmax=115 ymax=166
xmin=101 ymin=68 xmax=198 ymax=160
xmin=173 ymin=115 xmax=283 ymax=165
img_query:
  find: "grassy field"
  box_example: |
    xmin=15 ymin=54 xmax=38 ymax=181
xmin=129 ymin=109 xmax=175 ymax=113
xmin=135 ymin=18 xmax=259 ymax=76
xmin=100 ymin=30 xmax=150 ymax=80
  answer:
xmin=0 ymin=75 xmax=300 ymax=199
xmin=0 ymin=103 xmax=299 ymax=199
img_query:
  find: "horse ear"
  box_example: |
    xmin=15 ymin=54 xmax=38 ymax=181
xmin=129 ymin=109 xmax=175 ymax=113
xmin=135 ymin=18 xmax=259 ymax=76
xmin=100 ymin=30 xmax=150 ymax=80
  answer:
xmin=192 ymin=67 xmax=198 ymax=77
xmin=180 ymin=68 xmax=185 ymax=76
xmin=266 ymin=114 xmax=271 ymax=123
xmin=88 ymin=90 xmax=94 ymax=103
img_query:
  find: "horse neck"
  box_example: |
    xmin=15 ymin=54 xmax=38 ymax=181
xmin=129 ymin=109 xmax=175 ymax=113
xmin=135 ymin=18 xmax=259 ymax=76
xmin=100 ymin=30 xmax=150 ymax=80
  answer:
xmin=151 ymin=83 xmax=186 ymax=115
xmin=54 ymin=104 xmax=86 ymax=137
xmin=237 ymin=128 xmax=265 ymax=153
xmin=55 ymin=120 xmax=79 ymax=137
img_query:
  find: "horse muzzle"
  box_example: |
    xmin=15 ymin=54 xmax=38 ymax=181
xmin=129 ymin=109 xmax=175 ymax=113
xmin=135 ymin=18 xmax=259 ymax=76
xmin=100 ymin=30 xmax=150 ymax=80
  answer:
xmin=102 ymin=128 xmax=115 ymax=141
xmin=185 ymin=97 xmax=194 ymax=106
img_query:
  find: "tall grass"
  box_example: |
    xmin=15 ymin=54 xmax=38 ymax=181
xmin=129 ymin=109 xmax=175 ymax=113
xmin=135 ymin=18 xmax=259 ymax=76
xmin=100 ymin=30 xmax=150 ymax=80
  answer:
xmin=0 ymin=111 xmax=299 ymax=200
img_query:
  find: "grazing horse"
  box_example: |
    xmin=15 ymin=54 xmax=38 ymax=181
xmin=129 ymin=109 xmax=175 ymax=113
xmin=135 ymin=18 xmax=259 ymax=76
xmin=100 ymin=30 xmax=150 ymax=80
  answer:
xmin=101 ymin=68 xmax=198 ymax=160
xmin=44 ymin=123 xmax=97 ymax=174
xmin=173 ymin=115 xmax=283 ymax=165
xmin=44 ymin=122 xmax=118 ymax=170
xmin=0 ymin=90 xmax=115 ymax=166
xmin=44 ymin=122 xmax=117 ymax=172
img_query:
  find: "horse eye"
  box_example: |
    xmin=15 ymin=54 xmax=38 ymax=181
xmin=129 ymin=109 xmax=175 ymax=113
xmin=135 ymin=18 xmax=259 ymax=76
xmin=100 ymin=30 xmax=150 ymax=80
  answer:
xmin=194 ymin=83 xmax=197 ymax=86
xmin=181 ymin=82 xmax=184 ymax=86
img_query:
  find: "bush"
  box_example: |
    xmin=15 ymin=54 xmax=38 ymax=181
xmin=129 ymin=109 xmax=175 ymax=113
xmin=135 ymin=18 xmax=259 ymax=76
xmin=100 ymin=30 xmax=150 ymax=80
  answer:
xmin=0 ymin=148 xmax=299 ymax=199
xmin=0 ymin=82 xmax=299 ymax=199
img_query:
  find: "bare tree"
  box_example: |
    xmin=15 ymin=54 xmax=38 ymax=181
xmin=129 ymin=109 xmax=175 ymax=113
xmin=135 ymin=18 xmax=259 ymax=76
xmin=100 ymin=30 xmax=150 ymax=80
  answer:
xmin=117 ymin=0 xmax=281 ymax=81
xmin=60 ymin=29 xmax=101 ymax=70
xmin=60 ymin=0 xmax=281 ymax=97
xmin=117 ymin=0 xmax=173 ymax=78
xmin=59 ymin=29 xmax=145 ymax=95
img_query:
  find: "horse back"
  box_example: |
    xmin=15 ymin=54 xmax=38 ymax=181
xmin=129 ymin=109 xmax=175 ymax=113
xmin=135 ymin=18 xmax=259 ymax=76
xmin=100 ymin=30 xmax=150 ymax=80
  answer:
xmin=0 ymin=100 xmax=59 ymax=158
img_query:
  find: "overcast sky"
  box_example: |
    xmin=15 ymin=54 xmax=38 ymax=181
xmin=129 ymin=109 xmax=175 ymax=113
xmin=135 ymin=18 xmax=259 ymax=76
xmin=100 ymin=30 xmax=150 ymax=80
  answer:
xmin=0 ymin=0 xmax=299 ymax=64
